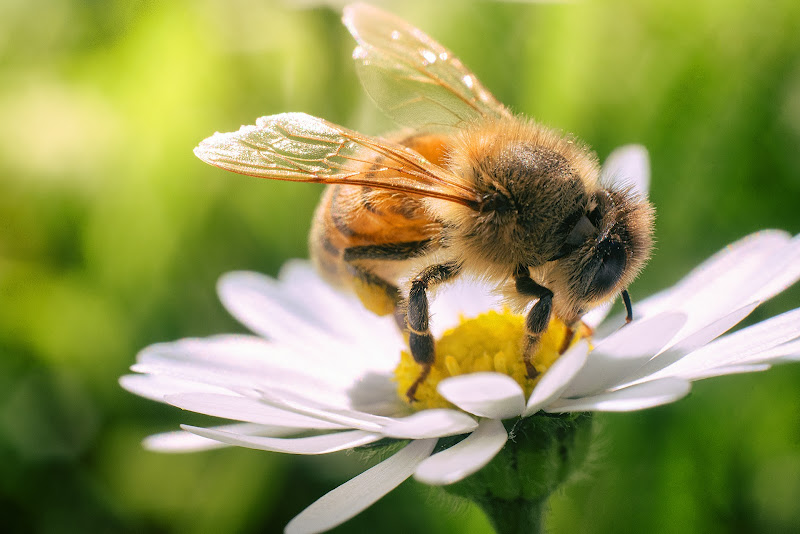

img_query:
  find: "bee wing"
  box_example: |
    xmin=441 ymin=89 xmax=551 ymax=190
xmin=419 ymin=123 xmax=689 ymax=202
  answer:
xmin=343 ymin=3 xmax=512 ymax=131
xmin=194 ymin=112 xmax=481 ymax=207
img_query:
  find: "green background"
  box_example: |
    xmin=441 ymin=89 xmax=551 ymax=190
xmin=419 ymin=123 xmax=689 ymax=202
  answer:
xmin=2 ymin=0 xmax=799 ymax=532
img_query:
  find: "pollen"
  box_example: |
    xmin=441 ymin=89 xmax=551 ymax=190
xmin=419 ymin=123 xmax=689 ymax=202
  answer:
xmin=394 ymin=310 xmax=591 ymax=410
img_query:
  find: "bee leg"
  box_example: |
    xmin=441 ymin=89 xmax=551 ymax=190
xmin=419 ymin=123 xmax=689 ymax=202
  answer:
xmin=405 ymin=261 xmax=462 ymax=402
xmin=559 ymin=320 xmax=590 ymax=354
xmin=343 ymin=241 xmax=432 ymax=319
xmin=347 ymin=265 xmax=402 ymax=318
xmin=404 ymin=362 xmax=431 ymax=404
xmin=514 ymin=265 xmax=554 ymax=379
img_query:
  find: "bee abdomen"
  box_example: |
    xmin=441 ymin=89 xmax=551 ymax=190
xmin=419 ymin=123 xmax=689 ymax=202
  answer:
xmin=310 ymin=184 xmax=439 ymax=287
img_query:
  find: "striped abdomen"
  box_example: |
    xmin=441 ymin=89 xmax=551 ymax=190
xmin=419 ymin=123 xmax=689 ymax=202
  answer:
xmin=309 ymin=133 xmax=451 ymax=313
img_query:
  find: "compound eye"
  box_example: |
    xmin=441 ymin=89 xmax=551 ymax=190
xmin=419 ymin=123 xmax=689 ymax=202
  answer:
xmin=591 ymin=239 xmax=627 ymax=296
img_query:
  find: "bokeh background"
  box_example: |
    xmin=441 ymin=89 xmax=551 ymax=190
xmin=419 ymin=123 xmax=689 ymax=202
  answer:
xmin=2 ymin=0 xmax=800 ymax=532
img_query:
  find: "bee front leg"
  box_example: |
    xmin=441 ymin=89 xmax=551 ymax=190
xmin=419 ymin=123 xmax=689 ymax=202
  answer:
xmin=405 ymin=261 xmax=462 ymax=402
xmin=514 ymin=265 xmax=554 ymax=379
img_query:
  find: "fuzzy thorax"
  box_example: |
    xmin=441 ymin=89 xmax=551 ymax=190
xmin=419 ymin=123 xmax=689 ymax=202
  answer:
xmin=423 ymin=117 xmax=601 ymax=274
xmin=422 ymin=117 xmax=654 ymax=323
xmin=394 ymin=309 xmax=591 ymax=410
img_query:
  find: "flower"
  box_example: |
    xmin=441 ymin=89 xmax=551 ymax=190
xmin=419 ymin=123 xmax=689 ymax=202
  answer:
xmin=121 ymin=225 xmax=800 ymax=533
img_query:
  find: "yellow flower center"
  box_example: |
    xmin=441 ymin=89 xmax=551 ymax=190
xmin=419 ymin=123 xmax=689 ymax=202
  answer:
xmin=394 ymin=310 xmax=591 ymax=410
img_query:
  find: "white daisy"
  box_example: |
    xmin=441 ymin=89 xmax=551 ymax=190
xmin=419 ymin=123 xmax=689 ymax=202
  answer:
xmin=121 ymin=222 xmax=800 ymax=533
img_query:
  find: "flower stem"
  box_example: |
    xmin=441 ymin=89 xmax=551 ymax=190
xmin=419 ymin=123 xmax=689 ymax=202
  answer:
xmin=439 ymin=413 xmax=593 ymax=534
xmin=476 ymin=496 xmax=545 ymax=534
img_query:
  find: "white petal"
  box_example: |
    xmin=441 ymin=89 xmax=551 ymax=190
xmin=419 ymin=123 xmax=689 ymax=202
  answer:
xmin=547 ymin=378 xmax=691 ymax=412
xmin=524 ymin=341 xmax=590 ymax=416
xmin=217 ymin=271 xmax=402 ymax=364
xmin=163 ymin=392 xmax=345 ymax=429
xmin=653 ymin=307 xmax=800 ymax=379
xmin=564 ymin=312 xmax=686 ymax=397
xmin=582 ymin=300 xmax=613 ymax=330
xmin=218 ymin=271 xmax=340 ymax=343
xmin=753 ymin=339 xmax=800 ymax=361
xmin=258 ymin=388 xmax=476 ymax=439
xmin=682 ymin=363 xmax=771 ymax=381
xmin=438 ymin=373 xmax=525 ymax=419
xmin=414 ymin=419 xmax=508 ymax=485
xmin=614 ymin=231 xmax=795 ymax=341
xmin=182 ymin=426 xmax=381 ymax=454
xmin=621 ymin=301 xmax=759 ymax=385
xmin=380 ymin=409 xmax=478 ymax=439
xmin=645 ymin=231 xmax=790 ymax=309
xmin=278 ymin=261 xmax=372 ymax=338
xmin=748 ymin=233 xmax=800 ymax=303
xmin=600 ymin=144 xmax=650 ymax=196
xmin=278 ymin=266 xmax=408 ymax=368
xmin=144 ymin=423 xmax=296 ymax=453
xmin=134 ymin=339 xmax=358 ymax=409
xmin=119 ymin=373 xmax=230 ymax=402
xmin=284 ymin=438 xmax=436 ymax=534
xmin=427 ymin=276 xmax=503 ymax=337
xmin=257 ymin=388 xmax=391 ymax=432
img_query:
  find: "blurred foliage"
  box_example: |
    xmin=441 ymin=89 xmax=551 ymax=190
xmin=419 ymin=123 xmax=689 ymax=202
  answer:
xmin=1 ymin=0 xmax=799 ymax=532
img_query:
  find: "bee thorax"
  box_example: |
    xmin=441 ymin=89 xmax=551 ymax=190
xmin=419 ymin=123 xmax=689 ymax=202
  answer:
xmin=444 ymin=123 xmax=601 ymax=270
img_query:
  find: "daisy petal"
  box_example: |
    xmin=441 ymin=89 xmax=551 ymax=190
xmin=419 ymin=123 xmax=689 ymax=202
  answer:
xmin=163 ymin=392 xmax=345 ymax=429
xmin=564 ymin=312 xmax=686 ymax=397
xmin=218 ymin=271 xmax=339 ymax=344
xmin=182 ymin=426 xmax=381 ymax=454
xmin=547 ymin=378 xmax=691 ymax=412
xmin=278 ymin=261 xmax=403 ymax=354
xmin=144 ymin=423 xmax=296 ymax=453
xmin=217 ymin=271 xmax=402 ymax=364
xmin=257 ymin=389 xmax=391 ymax=432
xmin=285 ymin=438 xmax=437 ymax=534
xmin=600 ymin=144 xmax=650 ymax=196
xmin=749 ymin=233 xmax=800 ymax=303
xmin=380 ymin=409 xmax=478 ymax=439
xmin=524 ymin=341 xmax=590 ymax=416
xmin=621 ymin=301 xmax=759 ymax=385
xmin=414 ymin=419 xmax=508 ymax=485
xmin=682 ymin=363 xmax=772 ymax=381
xmin=258 ymin=388 xmax=473 ymax=439
xmin=428 ymin=277 xmax=503 ymax=336
xmin=438 ymin=373 xmax=525 ymax=419
xmin=119 ymin=374 xmax=230 ymax=402
xmin=278 ymin=261 xmax=374 ymax=338
xmin=137 ymin=334 xmax=403 ymax=412
xmin=582 ymin=301 xmax=613 ymax=330
xmin=623 ymin=231 xmax=792 ymax=334
xmin=655 ymin=307 xmax=800 ymax=379
xmin=753 ymin=339 xmax=800 ymax=361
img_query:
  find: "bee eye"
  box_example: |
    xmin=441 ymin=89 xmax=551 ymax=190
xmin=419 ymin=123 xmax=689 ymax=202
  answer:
xmin=590 ymin=239 xmax=627 ymax=296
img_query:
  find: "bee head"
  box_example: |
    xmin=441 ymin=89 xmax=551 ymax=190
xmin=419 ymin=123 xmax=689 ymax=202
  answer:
xmin=549 ymin=188 xmax=654 ymax=322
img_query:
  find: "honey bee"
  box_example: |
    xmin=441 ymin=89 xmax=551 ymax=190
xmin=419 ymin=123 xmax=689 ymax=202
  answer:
xmin=194 ymin=3 xmax=654 ymax=401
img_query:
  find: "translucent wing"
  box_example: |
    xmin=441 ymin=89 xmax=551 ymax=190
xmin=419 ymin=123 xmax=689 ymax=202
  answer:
xmin=194 ymin=112 xmax=481 ymax=207
xmin=343 ymin=3 xmax=512 ymax=131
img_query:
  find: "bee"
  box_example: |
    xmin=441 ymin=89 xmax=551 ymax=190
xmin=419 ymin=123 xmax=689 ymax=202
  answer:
xmin=194 ymin=3 xmax=654 ymax=401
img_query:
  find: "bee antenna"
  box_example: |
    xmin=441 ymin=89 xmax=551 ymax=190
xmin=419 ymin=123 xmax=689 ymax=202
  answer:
xmin=621 ymin=289 xmax=633 ymax=324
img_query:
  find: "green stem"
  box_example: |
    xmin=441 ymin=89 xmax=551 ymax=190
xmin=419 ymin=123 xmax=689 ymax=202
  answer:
xmin=476 ymin=497 xmax=546 ymax=534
